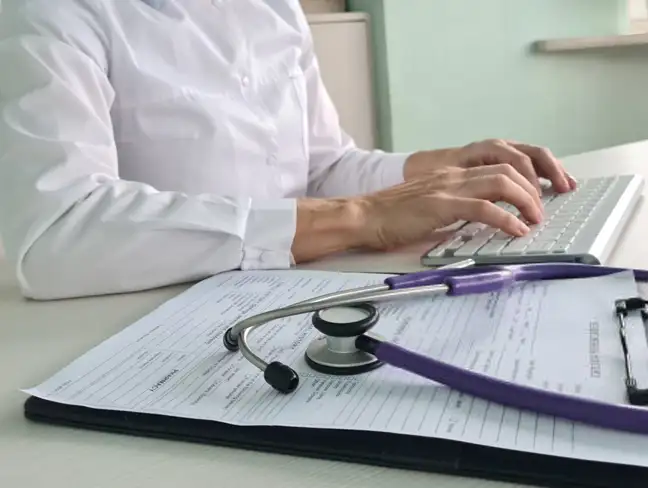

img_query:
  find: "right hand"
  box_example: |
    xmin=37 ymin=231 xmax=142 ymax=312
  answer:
xmin=355 ymin=164 xmax=545 ymax=251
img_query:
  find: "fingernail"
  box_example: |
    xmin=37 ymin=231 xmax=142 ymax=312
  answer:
xmin=517 ymin=220 xmax=530 ymax=235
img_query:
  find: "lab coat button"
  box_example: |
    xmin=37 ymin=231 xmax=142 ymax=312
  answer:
xmin=241 ymin=75 xmax=250 ymax=87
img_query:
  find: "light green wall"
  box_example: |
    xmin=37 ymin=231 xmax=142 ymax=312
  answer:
xmin=349 ymin=0 xmax=648 ymax=157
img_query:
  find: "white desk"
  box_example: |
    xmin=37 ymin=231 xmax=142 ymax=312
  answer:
xmin=1 ymin=141 xmax=648 ymax=488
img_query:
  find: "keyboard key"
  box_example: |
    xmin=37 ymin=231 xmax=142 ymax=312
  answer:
xmin=526 ymin=240 xmax=556 ymax=254
xmin=562 ymin=226 xmax=581 ymax=240
xmin=426 ymin=236 xmax=467 ymax=257
xmin=491 ymin=231 xmax=514 ymax=242
xmin=454 ymin=237 xmax=492 ymax=257
xmin=547 ymin=218 xmax=571 ymax=229
xmin=457 ymin=222 xmax=486 ymax=237
xmin=551 ymin=243 xmax=571 ymax=253
xmin=556 ymin=208 xmax=575 ymax=218
xmin=556 ymin=236 xmax=575 ymax=247
xmin=501 ymin=243 xmax=529 ymax=255
xmin=530 ymin=230 xmax=546 ymax=239
xmin=443 ymin=238 xmax=466 ymax=256
xmin=535 ymin=229 xmax=563 ymax=240
xmin=497 ymin=202 xmax=515 ymax=212
xmin=473 ymin=228 xmax=498 ymax=240
xmin=477 ymin=241 xmax=509 ymax=256
xmin=501 ymin=238 xmax=533 ymax=255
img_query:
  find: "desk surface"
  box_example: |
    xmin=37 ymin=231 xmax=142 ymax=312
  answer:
xmin=2 ymin=140 xmax=648 ymax=488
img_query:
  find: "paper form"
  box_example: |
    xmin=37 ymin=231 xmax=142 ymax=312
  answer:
xmin=23 ymin=269 xmax=648 ymax=467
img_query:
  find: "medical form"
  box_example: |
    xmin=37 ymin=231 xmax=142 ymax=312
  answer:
xmin=23 ymin=269 xmax=648 ymax=468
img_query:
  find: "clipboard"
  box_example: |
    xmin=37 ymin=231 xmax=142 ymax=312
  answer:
xmin=23 ymin=394 xmax=648 ymax=488
xmin=20 ymin=273 xmax=648 ymax=488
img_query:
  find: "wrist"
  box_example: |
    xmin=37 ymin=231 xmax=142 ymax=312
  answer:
xmin=403 ymin=148 xmax=459 ymax=180
xmin=291 ymin=197 xmax=368 ymax=263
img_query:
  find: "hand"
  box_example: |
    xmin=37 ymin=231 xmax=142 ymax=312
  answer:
xmin=404 ymin=139 xmax=578 ymax=196
xmin=355 ymin=164 xmax=543 ymax=251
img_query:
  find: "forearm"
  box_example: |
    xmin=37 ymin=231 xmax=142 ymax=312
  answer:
xmin=8 ymin=179 xmax=296 ymax=300
xmin=291 ymin=197 xmax=367 ymax=263
xmin=308 ymin=146 xmax=411 ymax=198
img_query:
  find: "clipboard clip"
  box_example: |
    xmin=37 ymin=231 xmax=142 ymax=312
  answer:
xmin=615 ymin=297 xmax=648 ymax=406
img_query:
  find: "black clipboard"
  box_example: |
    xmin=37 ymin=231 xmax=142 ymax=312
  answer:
xmin=23 ymin=395 xmax=648 ymax=488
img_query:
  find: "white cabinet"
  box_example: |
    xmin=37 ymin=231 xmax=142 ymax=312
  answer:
xmin=307 ymin=13 xmax=378 ymax=149
xmin=300 ymin=0 xmax=345 ymax=14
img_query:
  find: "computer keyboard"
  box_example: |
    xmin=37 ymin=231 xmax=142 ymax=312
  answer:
xmin=421 ymin=174 xmax=644 ymax=267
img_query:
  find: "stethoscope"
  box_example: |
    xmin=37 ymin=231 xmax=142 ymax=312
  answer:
xmin=223 ymin=259 xmax=648 ymax=435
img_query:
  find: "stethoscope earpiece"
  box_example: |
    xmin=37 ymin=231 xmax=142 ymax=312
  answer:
xmin=263 ymin=361 xmax=300 ymax=394
xmin=225 ymin=328 xmax=301 ymax=393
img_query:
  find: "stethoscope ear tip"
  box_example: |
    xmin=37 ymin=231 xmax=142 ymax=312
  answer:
xmin=223 ymin=327 xmax=239 ymax=352
xmin=264 ymin=361 xmax=299 ymax=393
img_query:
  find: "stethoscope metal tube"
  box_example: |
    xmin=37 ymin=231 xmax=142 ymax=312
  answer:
xmin=222 ymin=259 xmax=476 ymax=392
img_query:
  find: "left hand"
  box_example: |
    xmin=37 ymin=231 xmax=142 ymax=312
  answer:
xmin=404 ymin=139 xmax=578 ymax=196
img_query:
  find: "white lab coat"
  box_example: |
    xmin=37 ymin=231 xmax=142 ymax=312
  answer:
xmin=0 ymin=0 xmax=409 ymax=299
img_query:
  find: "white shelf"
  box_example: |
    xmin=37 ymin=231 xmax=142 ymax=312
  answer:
xmin=534 ymin=30 xmax=648 ymax=52
xmin=306 ymin=12 xmax=368 ymax=24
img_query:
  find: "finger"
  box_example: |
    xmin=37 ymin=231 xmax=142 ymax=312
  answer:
xmin=460 ymin=163 xmax=543 ymax=212
xmin=489 ymin=141 xmax=542 ymax=195
xmin=453 ymin=172 xmax=544 ymax=224
xmin=510 ymin=143 xmax=573 ymax=192
xmin=565 ymin=171 xmax=578 ymax=190
xmin=448 ymin=197 xmax=530 ymax=237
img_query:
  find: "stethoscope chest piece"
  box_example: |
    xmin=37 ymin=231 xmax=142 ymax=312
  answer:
xmin=304 ymin=303 xmax=384 ymax=375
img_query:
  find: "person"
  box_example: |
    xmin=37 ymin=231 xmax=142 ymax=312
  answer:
xmin=0 ymin=0 xmax=576 ymax=300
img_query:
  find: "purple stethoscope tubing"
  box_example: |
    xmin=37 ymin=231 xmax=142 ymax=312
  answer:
xmin=385 ymin=261 xmax=648 ymax=295
xmin=373 ymin=262 xmax=648 ymax=435
xmin=371 ymin=340 xmax=648 ymax=435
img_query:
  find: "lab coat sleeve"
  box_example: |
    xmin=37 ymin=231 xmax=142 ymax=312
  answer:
xmin=298 ymin=15 xmax=412 ymax=198
xmin=0 ymin=1 xmax=296 ymax=300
